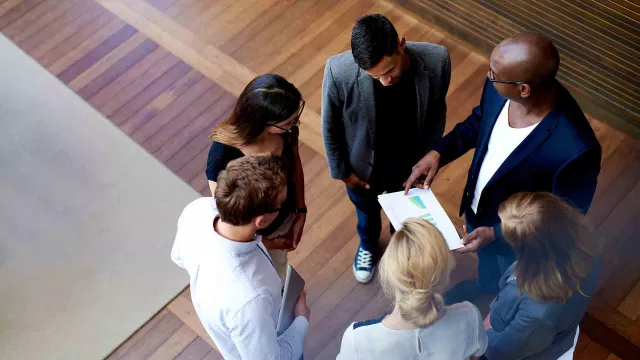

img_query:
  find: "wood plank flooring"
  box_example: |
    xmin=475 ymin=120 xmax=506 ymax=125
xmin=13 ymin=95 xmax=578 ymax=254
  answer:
xmin=2 ymin=0 xmax=639 ymax=359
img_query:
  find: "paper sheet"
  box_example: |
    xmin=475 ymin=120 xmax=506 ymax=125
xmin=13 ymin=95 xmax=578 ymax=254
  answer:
xmin=378 ymin=188 xmax=463 ymax=250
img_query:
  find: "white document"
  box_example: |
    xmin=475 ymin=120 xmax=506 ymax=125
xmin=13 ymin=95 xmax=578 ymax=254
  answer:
xmin=378 ymin=188 xmax=463 ymax=250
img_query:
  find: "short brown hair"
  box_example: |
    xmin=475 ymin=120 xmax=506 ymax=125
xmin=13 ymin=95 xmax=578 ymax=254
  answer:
xmin=214 ymin=155 xmax=286 ymax=226
xmin=499 ymin=192 xmax=597 ymax=302
xmin=379 ymin=218 xmax=455 ymax=327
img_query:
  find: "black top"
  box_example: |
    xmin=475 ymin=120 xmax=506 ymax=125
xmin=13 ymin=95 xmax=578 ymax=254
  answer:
xmin=206 ymin=129 xmax=298 ymax=237
xmin=369 ymin=57 xmax=417 ymax=189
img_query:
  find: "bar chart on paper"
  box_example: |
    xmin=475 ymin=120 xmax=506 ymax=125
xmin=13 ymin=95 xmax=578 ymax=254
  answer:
xmin=378 ymin=189 xmax=462 ymax=250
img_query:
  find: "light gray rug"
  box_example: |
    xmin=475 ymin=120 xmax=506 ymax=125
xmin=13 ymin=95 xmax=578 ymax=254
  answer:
xmin=0 ymin=34 xmax=194 ymax=360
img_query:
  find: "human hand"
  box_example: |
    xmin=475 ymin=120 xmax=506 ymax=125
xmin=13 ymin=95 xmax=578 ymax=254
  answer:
xmin=295 ymin=290 xmax=311 ymax=321
xmin=262 ymin=237 xmax=294 ymax=251
xmin=484 ymin=312 xmax=492 ymax=330
xmin=455 ymin=225 xmax=496 ymax=253
xmin=342 ymin=173 xmax=370 ymax=190
xmin=403 ymin=150 xmax=441 ymax=194
xmin=289 ymin=213 xmax=306 ymax=250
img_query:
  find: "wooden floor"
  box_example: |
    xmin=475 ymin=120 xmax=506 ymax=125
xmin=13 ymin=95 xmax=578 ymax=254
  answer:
xmin=1 ymin=0 xmax=639 ymax=359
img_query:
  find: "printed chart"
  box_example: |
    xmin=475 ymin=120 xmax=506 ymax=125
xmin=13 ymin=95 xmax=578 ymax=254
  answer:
xmin=378 ymin=189 xmax=462 ymax=250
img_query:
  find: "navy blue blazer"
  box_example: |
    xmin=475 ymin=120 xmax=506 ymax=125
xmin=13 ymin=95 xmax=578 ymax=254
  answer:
xmin=483 ymin=260 xmax=599 ymax=360
xmin=433 ymin=79 xmax=601 ymax=232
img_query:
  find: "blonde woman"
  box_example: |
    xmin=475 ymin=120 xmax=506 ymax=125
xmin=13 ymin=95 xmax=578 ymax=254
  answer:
xmin=337 ymin=219 xmax=487 ymax=359
xmin=484 ymin=192 xmax=599 ymax=360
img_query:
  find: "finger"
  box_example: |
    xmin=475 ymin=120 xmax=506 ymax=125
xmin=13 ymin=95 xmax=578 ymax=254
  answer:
xmin=423 ymin=170 xmax=436 ymax=190
xmin=404 ymin=172 xmax=418 ymax=194
xmin=359 ymin=180 xmax=370 ymax=189
xmin=454 ymin=245 xmax=471 ymax=254
xmin=461 ymin=231 xmax=476 ymax=245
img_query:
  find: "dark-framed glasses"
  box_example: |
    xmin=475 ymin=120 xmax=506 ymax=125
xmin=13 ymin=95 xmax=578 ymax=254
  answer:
xmin=487 ymin=69 xmax=528 ymax=85
xmin=268 ymin=100 xmax=305 ymax=133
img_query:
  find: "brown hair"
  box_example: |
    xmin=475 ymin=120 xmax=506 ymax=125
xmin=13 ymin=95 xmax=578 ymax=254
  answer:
xmin=499 ymin=192 xmax=597 ymax=302
xmin=214 ymin=155 xmax=286 ymax=226
xmin=210 ymin=74 xmax=302 ymax=147
xmin=379 ymin=218 xmax=455 ymax=327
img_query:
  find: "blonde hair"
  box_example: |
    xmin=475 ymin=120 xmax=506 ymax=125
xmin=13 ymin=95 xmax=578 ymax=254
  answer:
xmin=499 ymin=192 xmax=597 ymax=302
xmin=379 ymin=218 xmax=455 ymax=327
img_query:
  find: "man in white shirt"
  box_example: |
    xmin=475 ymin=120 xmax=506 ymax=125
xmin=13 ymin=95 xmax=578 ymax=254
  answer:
xmin=171 ymin=155 xmax=310 ymax=360
xmin=404 ymin=34 xmax=601 ymax=296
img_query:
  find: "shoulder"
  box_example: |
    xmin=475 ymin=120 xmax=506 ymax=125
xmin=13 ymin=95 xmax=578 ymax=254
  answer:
xmin=208 ymin=141 xmax=243 ymax=161
xmin=445 ymin=301 xmax=483 ymax=324
xmin=326 ymin=50 xmax=360 ymax=85
xmin=408 ymin=42 xmax=449 ymax=60
xmin=180 ymin=197 xmax=216 ymax=221
xmin=206 ymin=141 xmax=243 ymax=180
xmin=552 ymin=87 xmax=600 ymax=152
xmin=353 ymin=313 xmax=386 ymax=330
xmin=407 ymin=42 xmax=450 ymax=69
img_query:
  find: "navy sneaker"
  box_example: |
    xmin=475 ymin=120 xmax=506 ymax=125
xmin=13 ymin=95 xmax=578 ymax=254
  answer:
xmin=353 ymin=244 xmax=375 ymax=283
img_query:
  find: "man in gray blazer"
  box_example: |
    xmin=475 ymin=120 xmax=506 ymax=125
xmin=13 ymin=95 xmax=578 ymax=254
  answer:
xmin=322 ymin=14 xmax=451 ymax=283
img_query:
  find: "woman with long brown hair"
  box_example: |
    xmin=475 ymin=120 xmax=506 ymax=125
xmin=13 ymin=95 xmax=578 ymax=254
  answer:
xmin=337 ymin=218 xmax=488 ymax=359
xmin=206 ymin=74 xmax=306 ymax=281
xmin=483 ymin=192 xmax=599 ymax=360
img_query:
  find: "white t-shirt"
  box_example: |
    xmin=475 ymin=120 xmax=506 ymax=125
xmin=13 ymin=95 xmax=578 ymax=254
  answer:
xmin=337 ymin=302 xmax=487 ymax=360
xmin=171 ymin=197 xmax=308 ymax=360
xmin=471 ymin=101 xmax=539 ymax=213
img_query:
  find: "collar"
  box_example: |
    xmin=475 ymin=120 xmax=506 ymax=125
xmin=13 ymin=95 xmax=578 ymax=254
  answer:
xmin=212 ymin=215 xmax=263 ymax=256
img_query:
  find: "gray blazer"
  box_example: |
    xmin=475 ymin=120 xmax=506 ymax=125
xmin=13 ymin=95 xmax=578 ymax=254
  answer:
xmin=321 ymin=42 xmax=451 ymax=181
xmin=484 ymin=260 xmax=600 ymax=360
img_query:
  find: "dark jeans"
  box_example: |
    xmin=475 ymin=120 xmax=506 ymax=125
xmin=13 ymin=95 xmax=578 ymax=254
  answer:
xmin=465 ymin=213 xmax=516 ymax=293
xmin=345 ymin=183 xmax=403 ymax=254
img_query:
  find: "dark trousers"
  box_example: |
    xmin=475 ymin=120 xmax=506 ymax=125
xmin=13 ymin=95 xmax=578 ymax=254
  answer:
xmin=465 ymin=212 xmax=516 ymax=293
xmin=345 ymin=182 xmax=403 ymax=254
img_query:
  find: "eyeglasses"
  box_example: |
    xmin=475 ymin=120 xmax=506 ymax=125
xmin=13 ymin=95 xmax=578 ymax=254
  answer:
xmin=268 ymin=100 xmax=305 ymax=133
xmin=487 ymin=69 xmax=528 ymax=85
xmin=266 ymin=207 xmax=281 ymax=214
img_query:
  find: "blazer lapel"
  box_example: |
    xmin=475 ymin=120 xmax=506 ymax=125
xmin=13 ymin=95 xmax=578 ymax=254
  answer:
xmin=358 ymin=70 xmax=376 ymax=146
xmin=476 ymin=98 xmax=507 ymax=160
xmin=412 ymin=52 xmax=430 ymax=129
xmin=486 ymin=108 xmax=560 ymax=187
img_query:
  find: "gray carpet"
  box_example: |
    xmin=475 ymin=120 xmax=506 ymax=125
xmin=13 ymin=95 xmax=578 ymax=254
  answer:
xmin=0 ymin=34 xmax=195 ymax=360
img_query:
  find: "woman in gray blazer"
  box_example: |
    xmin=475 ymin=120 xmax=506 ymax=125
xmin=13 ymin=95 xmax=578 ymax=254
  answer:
xmin=483 ymin=192 xmax=599 ymax=360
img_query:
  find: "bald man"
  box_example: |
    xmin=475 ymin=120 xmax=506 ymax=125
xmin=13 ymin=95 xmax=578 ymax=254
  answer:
xmin=405 ymin=33 xmax=601 ymax=295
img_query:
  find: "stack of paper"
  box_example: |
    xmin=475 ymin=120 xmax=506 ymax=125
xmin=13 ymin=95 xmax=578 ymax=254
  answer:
xmin=378 ymin=188 xmax=462 ymax=250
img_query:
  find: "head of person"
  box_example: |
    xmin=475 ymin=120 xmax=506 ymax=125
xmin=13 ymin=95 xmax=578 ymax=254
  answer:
xmin=488 ymin=33 xmax=560 ymax=102
xmin=210 ymin=74 xmax=304 ymax=147
xmin=379 ymin=218 xmax=455 ymax=327
xmin=499 ymin=192 xmax=597 ymax=302
xmin=351 ymin=14 xmax=407 ymax=86
xmin=214 ymin=155 xmax=287 ymax=230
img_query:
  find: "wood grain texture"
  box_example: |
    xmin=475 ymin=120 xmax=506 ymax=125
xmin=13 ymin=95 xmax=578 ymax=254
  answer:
xmin=393 ymin=0 xmax=640 ymax=139
xmin=2 ymin=0 xmax=639 ymax=359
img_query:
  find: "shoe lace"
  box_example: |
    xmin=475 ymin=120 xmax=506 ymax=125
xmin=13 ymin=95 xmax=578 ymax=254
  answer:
xmin=356 ymin=248 xmax=373 ymax=269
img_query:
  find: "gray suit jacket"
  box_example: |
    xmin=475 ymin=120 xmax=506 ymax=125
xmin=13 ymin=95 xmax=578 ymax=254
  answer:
xmin=321 ymin=42 xmax=451 ymax=181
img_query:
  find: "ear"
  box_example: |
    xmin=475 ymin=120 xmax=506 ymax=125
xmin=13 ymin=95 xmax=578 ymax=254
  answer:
xmin=519 ymin=84 xmax=531 ymax=99
xmin=398 ymin=37 xmax=406 ymax=51
xmin=254 ymin=215 xmax=265 ymax=229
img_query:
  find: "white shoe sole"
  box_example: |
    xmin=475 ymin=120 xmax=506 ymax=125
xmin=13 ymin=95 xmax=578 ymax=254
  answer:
xmin=353 ymin=263 xmax=375 ymax=284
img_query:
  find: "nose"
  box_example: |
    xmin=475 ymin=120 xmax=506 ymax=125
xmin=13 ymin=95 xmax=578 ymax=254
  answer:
xmin=380 ymin=76 xmax=392 ymax=86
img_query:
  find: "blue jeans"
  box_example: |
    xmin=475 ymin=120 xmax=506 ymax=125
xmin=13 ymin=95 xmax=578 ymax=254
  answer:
xmin=466 ymin=215 xmax=516 ymax=293
xmin=346 ymin=184 xmax=401 ymax=253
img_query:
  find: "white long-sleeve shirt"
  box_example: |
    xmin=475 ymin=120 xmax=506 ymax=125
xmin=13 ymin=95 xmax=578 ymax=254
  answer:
xmin=171 ymin=197 xmax=308 ymax=360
